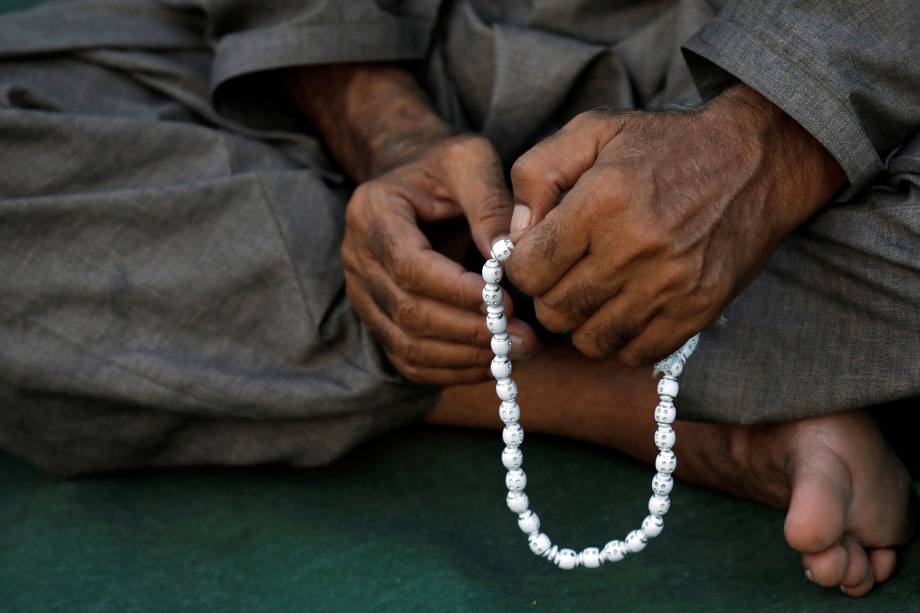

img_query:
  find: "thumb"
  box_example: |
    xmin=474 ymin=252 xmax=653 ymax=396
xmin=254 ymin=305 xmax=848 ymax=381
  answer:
xmin=509 ymin=110 xmax=626 ymax=241
xmin=445 ymin=137 xmax=514 ymax=259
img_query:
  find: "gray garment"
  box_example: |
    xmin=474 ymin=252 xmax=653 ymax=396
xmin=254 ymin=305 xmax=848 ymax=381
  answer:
xmin=0 ymin=0 xmax=917 ymax=475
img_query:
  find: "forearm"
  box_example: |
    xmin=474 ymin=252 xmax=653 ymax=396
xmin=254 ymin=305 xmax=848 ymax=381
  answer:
xmin=288 ymin=64 xmax=452 ymax=182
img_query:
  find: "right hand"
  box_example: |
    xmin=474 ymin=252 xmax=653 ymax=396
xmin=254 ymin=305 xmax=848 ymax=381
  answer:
xmin=342 ymin=135 xmax=538 ymax=385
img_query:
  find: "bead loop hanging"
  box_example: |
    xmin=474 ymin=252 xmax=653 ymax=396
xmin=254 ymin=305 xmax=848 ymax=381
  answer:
xmin=485 ymin=238 xmax=700 ymax=569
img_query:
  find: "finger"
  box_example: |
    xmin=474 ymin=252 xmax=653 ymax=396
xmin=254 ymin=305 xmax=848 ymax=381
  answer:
xmin=567 ymin=289 xmax=661 ymax=359
xmin=616 ymin=311 xmax=705 ymax=368
xmin=348 ymin=276 xmax=495 ymax=371
xmin=386 ymin=352 xmax=493 ymax=386
xmin=509 ymin=110 xmax=627 ymax=240
xmin=361 ymin=260 xmax=491 ymax=347
xmin=362 ymin=207 xmax=485 ymax=312
xmin=532 ymin=255 xmax=623 ymax=333
xmin=362 ymin=257 xmax=540 ymax=358
xmin=505 ymin=170 xmax=610 ymax=296
xmin=445 ymin=138 xmax=515 ymax=258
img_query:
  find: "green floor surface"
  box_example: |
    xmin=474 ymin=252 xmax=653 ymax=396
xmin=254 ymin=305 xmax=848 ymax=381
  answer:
xmin=1 ymin=425 xmax=918 ymax=612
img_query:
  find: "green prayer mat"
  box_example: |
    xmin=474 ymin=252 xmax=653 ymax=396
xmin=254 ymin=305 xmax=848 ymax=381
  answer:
xmin=1 ymin=425 xmax=919 ymax=612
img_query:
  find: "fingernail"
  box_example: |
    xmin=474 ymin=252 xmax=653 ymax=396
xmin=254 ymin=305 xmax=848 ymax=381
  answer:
xmin=804 ymin=569 xmax=815 ymax=583
xmin=510 ymin=204 xmax=531 ymax=235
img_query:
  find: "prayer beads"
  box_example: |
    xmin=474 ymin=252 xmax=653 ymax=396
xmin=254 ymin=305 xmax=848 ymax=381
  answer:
xmin=484 ymin=238 xmax=700 ymax=569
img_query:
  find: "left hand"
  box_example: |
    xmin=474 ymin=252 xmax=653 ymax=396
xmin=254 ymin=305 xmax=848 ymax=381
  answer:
xmin=505 ymin=85 xmax=845 ymax=366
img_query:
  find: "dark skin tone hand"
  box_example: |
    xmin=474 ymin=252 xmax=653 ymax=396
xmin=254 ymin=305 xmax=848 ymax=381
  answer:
xmin=506 ymin=85 xmax=846 ymax=366
xmin=289 ymin=64 xmax=537 ymax=385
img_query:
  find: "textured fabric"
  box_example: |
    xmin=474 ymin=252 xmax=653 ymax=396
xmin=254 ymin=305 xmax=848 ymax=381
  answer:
xmin=1 ymin=428 xmax=919 ymax=611
xmin=0 ymin=0 xmax=439 ymax=475
xmin=684 ymin=0 xmax=920 ymax=195
xmin=0 ymin=0 xmax=918 ymax=474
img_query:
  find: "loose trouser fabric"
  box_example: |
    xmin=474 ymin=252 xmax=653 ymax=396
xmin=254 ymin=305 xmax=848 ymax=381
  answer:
xmin=0 ymin=0 xmax=917 ymax=475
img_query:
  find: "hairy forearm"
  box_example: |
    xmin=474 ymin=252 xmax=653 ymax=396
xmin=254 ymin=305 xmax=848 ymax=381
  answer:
xmin=288 ymin=64 xmax=452 ymax=182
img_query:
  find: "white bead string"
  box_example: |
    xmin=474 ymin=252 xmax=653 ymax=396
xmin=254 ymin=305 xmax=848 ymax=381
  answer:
xmin=484 ymin=238 xmax=700 ymax=570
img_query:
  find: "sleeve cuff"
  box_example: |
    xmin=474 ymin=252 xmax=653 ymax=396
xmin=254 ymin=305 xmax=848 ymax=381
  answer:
xmin=682 ymin=18 xmax=884 ymax=194
xmin=211 ymin=18 xmax=436 ymax=97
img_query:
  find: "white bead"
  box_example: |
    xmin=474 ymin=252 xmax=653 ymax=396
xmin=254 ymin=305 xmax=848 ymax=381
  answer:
xmin=486 ymin=311 xmax=507 ymax=334
xmin=654 ymin=424 xmax=676 ymax=450
xmin=496 ymin=378 xmax=518 ymax=401
xmin=667 ymin=359 xmax=684 ymax=377
xmin=491 ymin=333 xmax=512 ymax=357
xmin=655 ymin=450 xmax=677 ymax=474
xmin=506 ymin=491 xmax=529 ymax=513
xmin=649 ymin=494 xmax=671 ymax=516
xmin=602 ymin=540 xmax=626 ymax=562
xmin=542 ymin=545 xmax=559 ymax=562
xmin=502 ymin=423 xmax=524 ymax=447
xmin=490 ymin=356 xmax=512 ymax=379
xmin=680 ymin=334 xmax=700 ymax=360
xmin=498 ymin=400 xmax=520 ymax=424
xmin=490 ymin=238 xmax=514 ymax=263
xmin=517 ymin=510 xmax=540 ymax=534
xmin=482 ymin=283 xmax=503 ymax=307
xmin=556 ymin=548 xmax=578 ymax=570
xmin=482 ymin=259 xmax=503 ymax=284
xmin=528 ymin=532 xmax=551 ymax=555
xmin=657 ymin=376 xmax=679 ymax=399
xmin=654 ymin=353 xmax=680 ymax=374
xmin=501 ymin=446 xmax=523 ymax=469
xmin=625 ymin=530 xmax=648 ymax=553
xmin=654 ymin=400 xmax=676 ymax=424
xmin=505 ymin=468 xmax=527 ymax=491
xmin=580 ymin=547 xmax=601 ymax=569
xmin=652 ymin=472 xmax=674 ymax=496
xmin=642 ymin=514 xmax=665 ymax=539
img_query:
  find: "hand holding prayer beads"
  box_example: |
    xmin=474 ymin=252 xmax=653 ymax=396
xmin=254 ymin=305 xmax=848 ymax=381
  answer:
xmin=484 ymin=238 xmax=700 ymax=570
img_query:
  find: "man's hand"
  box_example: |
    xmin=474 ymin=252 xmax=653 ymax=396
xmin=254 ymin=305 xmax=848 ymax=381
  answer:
xmin=342 ymin=135 xmax=537 ymax=384
xmin=289 ymin=64 xmax=536 ymax=385
xmin=506 ymin=85 xmax=845 ymax=366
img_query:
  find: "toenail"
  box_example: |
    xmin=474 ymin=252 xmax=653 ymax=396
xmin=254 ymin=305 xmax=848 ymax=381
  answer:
xmin=805 ymin=569 xmax=815 ymax=583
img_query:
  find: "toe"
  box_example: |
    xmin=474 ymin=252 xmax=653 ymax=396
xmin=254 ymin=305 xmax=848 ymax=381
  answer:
xmin=802 ymin=543 xmax=848 ymax=587
xmin=784 ymin=449 xmax=849 ymax=553
xmin=841 ymin=570 xmax=875 ymax=598
xmin=868 ymin=548 xmax=897 ymax=583
xmin=839 ymin=537 xmax=871 ymax=589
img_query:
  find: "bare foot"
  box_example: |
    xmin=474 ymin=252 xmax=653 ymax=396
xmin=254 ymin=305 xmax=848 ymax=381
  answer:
xmin=429 ymin=342 xmax=916 ymax=596
xmin=724 ymin=412 xmax=916 ymax=597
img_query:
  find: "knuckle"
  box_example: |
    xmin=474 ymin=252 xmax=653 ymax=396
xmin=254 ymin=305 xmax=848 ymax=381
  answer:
xmin=394 ymin=297 xmax=424 ymax=331
xmin=389 ymin=256 xmax=416 ymax=289
xmin=393 ymin=334 xmax=419 ymax=365
xmin=510 ymin=154 xmax=539 ymax=186
xmin=572 ymin=326 xmax=621 ymax=360
xmin=569 ymin=109 xmax=606 ymax=130
xmin=534 ymin=298 xmax=575 ymax=334
xmin=444 ymin=134 xmax=495 ymax=162
xmin=506 ymin=265 xmax=538 ymax=296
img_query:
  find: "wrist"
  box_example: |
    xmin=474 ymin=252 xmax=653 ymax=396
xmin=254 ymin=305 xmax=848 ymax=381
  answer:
xmin=706 ymin=84 xmax=846 ymax=227
xmin=289 ymin=64 xmax=453 ymax=181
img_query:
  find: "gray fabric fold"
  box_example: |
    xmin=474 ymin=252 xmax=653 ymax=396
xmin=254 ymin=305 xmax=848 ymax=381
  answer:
xmin=0 ymin=0 xmax=917 ymax=474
